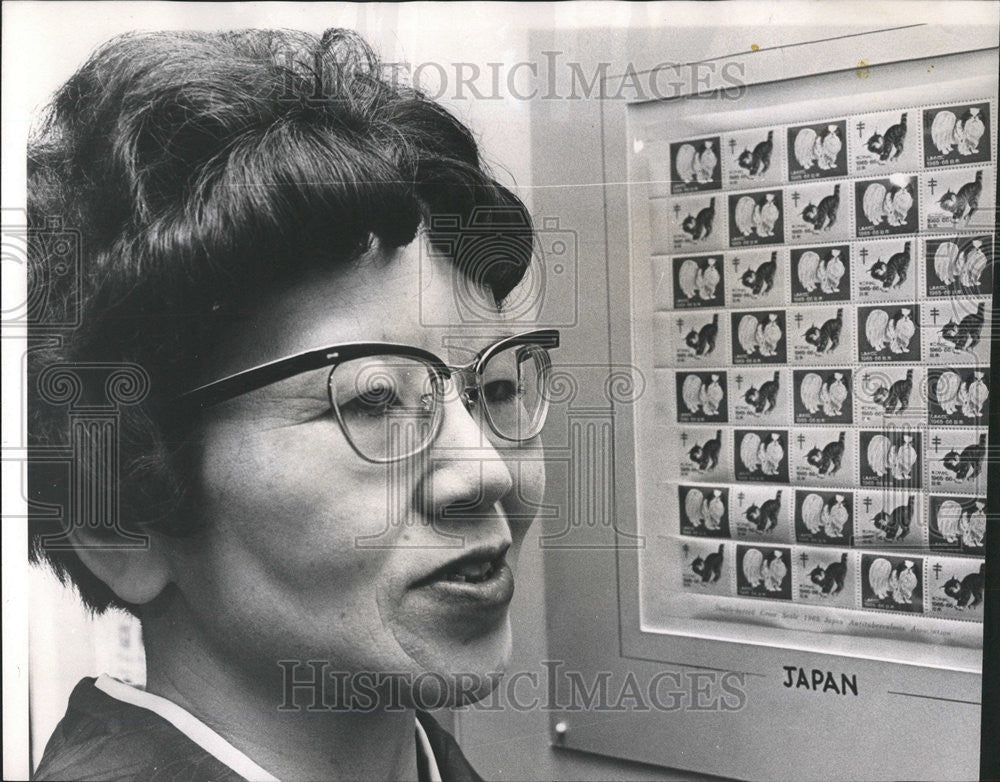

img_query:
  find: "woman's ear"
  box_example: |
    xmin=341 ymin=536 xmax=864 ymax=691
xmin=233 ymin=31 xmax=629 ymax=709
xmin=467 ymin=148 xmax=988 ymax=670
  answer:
xmin=70 ymin=527 xmax=172 ymax=605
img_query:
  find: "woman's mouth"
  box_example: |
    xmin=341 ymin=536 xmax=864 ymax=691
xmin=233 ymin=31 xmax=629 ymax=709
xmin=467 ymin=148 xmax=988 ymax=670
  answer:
xmin=411 ymin=545 xmax=514 ymax=607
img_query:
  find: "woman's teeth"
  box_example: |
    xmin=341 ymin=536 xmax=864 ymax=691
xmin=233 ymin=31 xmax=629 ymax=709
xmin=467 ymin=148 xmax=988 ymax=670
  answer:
xmin=446 ymin=560 xmax=497 ymax=583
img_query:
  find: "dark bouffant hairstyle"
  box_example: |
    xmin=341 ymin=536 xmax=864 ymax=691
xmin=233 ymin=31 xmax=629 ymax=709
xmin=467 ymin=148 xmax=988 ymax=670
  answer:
xmin=27 ymin=28 xmax=533 ymax=615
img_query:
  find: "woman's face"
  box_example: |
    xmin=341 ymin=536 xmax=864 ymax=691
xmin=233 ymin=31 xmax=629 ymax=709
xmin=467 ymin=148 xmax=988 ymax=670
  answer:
xmin=166 ymin=239 xmax=546 ymax=706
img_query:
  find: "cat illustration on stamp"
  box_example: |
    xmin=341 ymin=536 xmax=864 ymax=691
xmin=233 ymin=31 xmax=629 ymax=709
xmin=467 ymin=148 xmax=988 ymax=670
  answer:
xmin=738 ymin=130 xmax=774 ymax=177
xmin=809 ymin=553 xmax=849 ymax=596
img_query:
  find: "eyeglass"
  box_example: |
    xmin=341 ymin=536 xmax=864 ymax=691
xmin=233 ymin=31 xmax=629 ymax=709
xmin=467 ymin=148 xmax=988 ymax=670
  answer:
xmin=180 ymin=329 xmax=560 ymax=463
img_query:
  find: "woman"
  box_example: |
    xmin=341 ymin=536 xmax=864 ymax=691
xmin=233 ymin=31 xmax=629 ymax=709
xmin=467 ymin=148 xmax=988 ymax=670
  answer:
xmin=28 ymin=28 xmax=556 ymax=781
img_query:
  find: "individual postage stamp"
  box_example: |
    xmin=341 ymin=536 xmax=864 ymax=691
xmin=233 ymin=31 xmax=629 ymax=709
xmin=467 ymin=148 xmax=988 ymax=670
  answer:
xmin=722 ymin=126 xmax=784 ymax=189
xmin=670 ymin=136 xmax=722 ymax=193
xmin=855 ymin=365 xmax=926 ymax=425
xmin=857 ymin=303 xmax=920 ymax=362
xmin=655 ymin=195 xmax=726 ymax=254
xmin=926 ymin=366 xmax=989 ymax=428
xmin=923 ymin=167 xmax=994 ymax=233
xmin=731 ymin=485 xmax=793 ymax=543
xmin=926 ymin=428 xmax=988 ymax=493
xmin=788 ymin=304 xmax=853 ymax=364
xmin=854 ymin=174 xmax=919 ymax=237
xmin=787 ymin=119 xmax=847 ymax=180
xmin=677 ymin=483 xmax=731 ymax=538
xmin=680 ymin=539 xmax=731 ymax=595
xmin=924 ymin=234 xmax=994 ymax=299
xmin=669 ymin=310 xmax=728 ymax=367
xmin=853 ymin=489 xmax=926 ymax=548
xmin=859 ymin=428 xmax=923 ymax=490
xmin=730 ymin=309 xmax=787 ymax=364
xmin=927 ymin=556 xmax=985 ymax=620
xmin=730 ymin=367 xmax=789 ymax=425
xmin=785 ymin=182 xmax=852 ymax=243
xmin=927 ymin=494 xmax=987 ymax=555
xmin=669 ymin=252 xmax=726 ymax=309
xmin=923 ymin=296 xmax=991 ymax=364
xmin=922 ymin=101 xmax=992 ymax=168
xmin=789 ymin=244 xmax=851 ymax=303
xmin=734 ymin=428 xmax=789 ymax=484
xmin=854 ymin=238 xmax=919 ymax=303
xmin=675 ymin=370 xmax=729 ymax=423
xmin=792 ymin=368 xmax=853 ymax=425
xmin=728 ymin=189 xmax=784 ymax=247
xmin=850 ymin=108 xmax=921 ymax=175
xmin=795 ymin=547 xmax=853 ymax=608
xmin=794 ymin=489 xmax=853 ymax=547
xmin=860 ymin=553 xmax=924 ymax=614
xmin=726 ymin=248 xmax=786 ymax=309
xmin=736 ymin=544 xmax=792 ymax=600
xmin=788 ymin=428 xmax=856 ymax=488
xmin=674 ymin=426 xmax=733 ymax=482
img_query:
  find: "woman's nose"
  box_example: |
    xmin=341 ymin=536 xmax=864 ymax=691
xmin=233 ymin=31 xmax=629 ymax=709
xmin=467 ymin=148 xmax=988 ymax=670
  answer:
xmin=420 ymin=389 xmax=514 ymax=519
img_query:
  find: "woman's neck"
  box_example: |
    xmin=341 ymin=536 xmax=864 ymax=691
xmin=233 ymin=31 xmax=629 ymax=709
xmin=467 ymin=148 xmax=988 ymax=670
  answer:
xmin=140 ymin=611 xmax=419 ymax=782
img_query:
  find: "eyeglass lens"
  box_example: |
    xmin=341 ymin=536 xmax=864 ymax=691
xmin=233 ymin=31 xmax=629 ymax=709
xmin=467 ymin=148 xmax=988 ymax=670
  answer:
xmin=328 ymin=343 xmax=550 ymax=461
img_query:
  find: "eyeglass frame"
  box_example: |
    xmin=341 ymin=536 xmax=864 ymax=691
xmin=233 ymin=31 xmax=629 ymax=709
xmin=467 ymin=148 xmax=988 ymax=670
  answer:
xmin=179 ymin=328 xmax=560 ymax=463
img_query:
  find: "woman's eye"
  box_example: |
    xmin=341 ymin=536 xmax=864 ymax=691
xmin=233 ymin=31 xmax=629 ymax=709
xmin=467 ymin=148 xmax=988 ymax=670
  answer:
xmin=484 ymin=379 xmax=524 ymax=405
xmin=343 ymin=384 xmax=400 ymax=418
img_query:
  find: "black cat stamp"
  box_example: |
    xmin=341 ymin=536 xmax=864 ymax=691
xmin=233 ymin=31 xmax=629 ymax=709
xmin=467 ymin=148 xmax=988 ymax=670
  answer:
xmin=675 ymin=426 xmax=733 ymax=482
xmin=659 ymin=195 xmax=726 ymax=253
xmin=927 ymin=428 xmax=988 ymax=493
xmin=736 ymin=544 xmax=792 ymax=600
xmin=854 ymin=174 xmax=919 ymax=237
xmin=855 ymin=365 xmax=925 ymax=425
xmin=670 ymin=310 xmax=729 ymax=367
xmin=796 ymin=547 xmax=853 ymax=609
xmin=923 ymin=167 xmax=994 ymax=232
xmin=678 ymin=484 xmax=731 ymax=538
xmin=854 ymin=238 xmax=919 ymax=303
xmin=924 ymin=297 xmax=990 ymax=364
xmin=680 ymin=539 xmax=731 ymax=594
xmin=926 ymin=367 xmax=989 ymax=428
xmin=859 ymin=429 xmax=923 ymax=490
xmin=850 ymin=109 xmax=920 ymax=175
xmin=731 ymin=309 xmax=787 ymax=364
xmin=727 ymin=248 xmax=786 ymax=308
xmin=853 ymin=489 xmax=926 ymax=548
xmin=857 ymin=303 xmax=920 ymax=363
xmin=670 ymin=253 xmax=725 ymax=309
xmin=792 ymin=369 xmax=853 ymax=425
xmin=789 ymin=428 xmax=856 ymax=488
xmin=727 ymin=189 xmax=784 ymax=247
xmin=787 ymin=120 xmax=847 ymax=181
xmin=723 ymin=127 xmax=783 ymax=189
xmin=922 ymin=101 xmax=991 ymax=168
xmin=786 ymin=182 xmax=852 ymax=243
xmin=790 ymin=244 xmax=851 ymax=303
xmin=789 ymin=304 xmax=854 ymax=365
xmin=924 ymin=235 xmax=993 ymax=299
xmin=731 ymin=367 xmax=789 ymax=425
xmin=734 ymin=428 xmax=789 ymax=484
xmin=860 ymin=553 xmax=923 ymax=614
xmin=670 ymin=136 xmax=721 ymax=193
xmin=927 ymin=494 xmax=986 ymax=555
xmin=794 ymin=489 xmax=853 ymax=546
xmin=675 ymin=370 xmax=729 ymax=423
xmin=927 ymin=555 xmax=985 ymax=620
xmin=731 ymin=485 xmax=792 ymax=542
